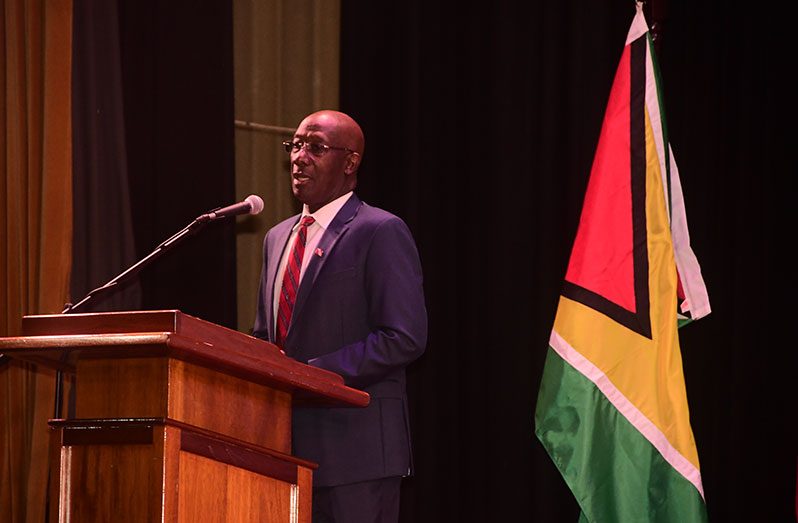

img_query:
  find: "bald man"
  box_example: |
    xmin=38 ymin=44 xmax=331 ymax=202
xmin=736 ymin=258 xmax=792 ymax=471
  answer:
xmin=253 ymin=110 xmax=428 ymax=523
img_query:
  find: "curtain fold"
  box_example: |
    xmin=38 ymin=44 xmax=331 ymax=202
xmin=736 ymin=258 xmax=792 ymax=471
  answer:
xmin=70 ymin=0 xmax=141 ymax=314
xmin=1 ymin=0 xmax=73 ymax=520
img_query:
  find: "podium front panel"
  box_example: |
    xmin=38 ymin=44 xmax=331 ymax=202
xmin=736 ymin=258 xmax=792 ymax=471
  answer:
xmin=76 ymin=356 xmax=292 ymax=452
xmin=49 ymin=419 xmax=314 ymax=523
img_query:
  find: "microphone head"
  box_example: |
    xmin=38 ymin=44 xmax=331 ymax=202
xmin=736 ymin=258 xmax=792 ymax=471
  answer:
xmin=245 ymin=194 xmax=264 ymax=215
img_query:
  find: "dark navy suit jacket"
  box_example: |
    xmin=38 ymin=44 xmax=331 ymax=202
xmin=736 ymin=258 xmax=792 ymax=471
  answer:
xmin=253 ymin=193 xmax=428 ymax=487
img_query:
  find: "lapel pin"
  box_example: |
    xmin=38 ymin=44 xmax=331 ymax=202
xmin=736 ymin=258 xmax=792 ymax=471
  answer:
xmin=315 ymin=247 xmax=324 ymax=257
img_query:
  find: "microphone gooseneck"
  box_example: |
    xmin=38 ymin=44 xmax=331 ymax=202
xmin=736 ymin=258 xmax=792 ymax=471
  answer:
xmin=57 ymin=193 xmax=265 ymax=424
xmin=63 ymin=194 xmax=266 ymax=315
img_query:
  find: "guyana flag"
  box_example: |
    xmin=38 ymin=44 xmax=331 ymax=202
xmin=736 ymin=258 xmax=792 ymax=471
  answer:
xmin=534 ymin=4 xmax=711 ymax=522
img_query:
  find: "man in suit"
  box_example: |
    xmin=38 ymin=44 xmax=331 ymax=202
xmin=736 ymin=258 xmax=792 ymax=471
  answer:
xmin=252 ymin=110 xmax=427 ymax=523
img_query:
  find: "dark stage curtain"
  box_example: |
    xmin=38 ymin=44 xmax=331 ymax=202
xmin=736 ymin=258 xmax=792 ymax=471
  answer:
xmin=340 ymin=1 xmax=790 ymax=522
xmin=116 ymin=1 xmax=237 ymax=329
xmin=71 ymin=0 xmax=236 ymax=327
xmin=71 ymin=0 xmax=141 ymax=313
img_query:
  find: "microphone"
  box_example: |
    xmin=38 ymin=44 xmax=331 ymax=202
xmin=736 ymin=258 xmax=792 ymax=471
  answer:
xmin=197 ymin=194 xmax=264 ymax=222
xmin=64 ymin=194 xmax=266 ymax=315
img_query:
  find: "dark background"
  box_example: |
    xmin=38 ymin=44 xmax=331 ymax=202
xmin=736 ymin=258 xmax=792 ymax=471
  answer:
xmin=71 ymin=1 xmax=792 ymax=521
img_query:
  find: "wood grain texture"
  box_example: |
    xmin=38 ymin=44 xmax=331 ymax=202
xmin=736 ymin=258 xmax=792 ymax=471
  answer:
xmin=169 ymin=359 xmax=291 ymax=451
xmin=178 ymin=451 xmax=298 ymax=522
xmin=76 ymin=357 xmax=168 ymax=418
xmin=53 ymin=427 xmax=165 ymax=521
xmin=296 ymin=466 xmax=313 ymax=523
xmin=48 ymin=419 xmax=315 ymax=522
xmin=7 ymin=310 xmax=361 ymax=521
xmin=1 ymin=310 xmax=369 ymax=408
xmin=74 ymin=355 xmax=291 ymax=450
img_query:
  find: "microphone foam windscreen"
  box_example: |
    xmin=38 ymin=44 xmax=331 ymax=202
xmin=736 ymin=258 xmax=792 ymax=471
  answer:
xmin=246 ymin=194 xmax=265 ymax=215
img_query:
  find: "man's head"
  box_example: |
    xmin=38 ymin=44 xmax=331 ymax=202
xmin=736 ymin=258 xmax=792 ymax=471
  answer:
xmin=285 ymin=110 xmax=364 ymax=213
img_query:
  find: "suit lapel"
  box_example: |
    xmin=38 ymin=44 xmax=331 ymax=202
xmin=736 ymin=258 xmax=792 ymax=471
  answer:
xmin=288 ymin=195 xmax=362 ymax=338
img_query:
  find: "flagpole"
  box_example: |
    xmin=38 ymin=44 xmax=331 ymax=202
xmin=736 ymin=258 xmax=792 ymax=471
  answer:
xmin=641 ymin=0 xmax=667 ymax=57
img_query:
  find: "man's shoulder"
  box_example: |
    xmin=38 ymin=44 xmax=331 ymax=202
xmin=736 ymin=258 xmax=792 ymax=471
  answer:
xmin=350 ymin=202 xmax=420 ymax=252
xmin=354 ymin=201 xmax=406 ymax=228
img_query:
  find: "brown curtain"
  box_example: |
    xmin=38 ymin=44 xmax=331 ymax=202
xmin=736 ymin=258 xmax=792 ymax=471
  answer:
xmin=0 ymin=0 xmax=73 ymax=521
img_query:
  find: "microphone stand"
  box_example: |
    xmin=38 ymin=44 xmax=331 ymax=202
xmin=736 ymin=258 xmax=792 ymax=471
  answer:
xmin=55 ymin=214 xmax=215 ymax=418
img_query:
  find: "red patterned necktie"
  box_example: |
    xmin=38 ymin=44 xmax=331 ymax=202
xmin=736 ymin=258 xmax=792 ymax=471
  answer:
xmin=275 ymin=215 xmax=315 ymax=346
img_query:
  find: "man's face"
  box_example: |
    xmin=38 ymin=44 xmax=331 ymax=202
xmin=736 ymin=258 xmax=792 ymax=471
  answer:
xmin=289 ymin=114 xmax=354 ymax=213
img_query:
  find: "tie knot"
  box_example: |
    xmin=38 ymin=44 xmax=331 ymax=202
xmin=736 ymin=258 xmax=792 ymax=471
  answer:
xmin=299 ymin=215 xmax=315 ymax=227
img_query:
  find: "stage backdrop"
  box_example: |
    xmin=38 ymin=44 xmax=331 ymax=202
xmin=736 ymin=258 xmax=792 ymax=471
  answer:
xmin=64 ymin=1 xmax=791 ymax=522
xmin=339 ymin=1 xmax=789 ymax=522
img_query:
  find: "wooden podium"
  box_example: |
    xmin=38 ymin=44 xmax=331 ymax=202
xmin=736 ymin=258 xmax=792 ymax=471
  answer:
xmin=0 ymin=310 xmax=369 ymax=522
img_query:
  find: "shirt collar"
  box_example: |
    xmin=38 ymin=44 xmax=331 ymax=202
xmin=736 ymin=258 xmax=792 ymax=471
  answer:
xmin=300 ymin=191 xmax=353 ymax=231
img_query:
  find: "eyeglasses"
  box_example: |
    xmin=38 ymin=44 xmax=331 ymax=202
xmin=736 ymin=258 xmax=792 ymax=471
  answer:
xmin=282 ymin=140 xmax=356 ymax=157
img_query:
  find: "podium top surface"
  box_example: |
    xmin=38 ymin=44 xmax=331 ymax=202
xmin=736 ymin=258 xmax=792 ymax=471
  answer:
xmin=0 ymin=310 xmax=369 ymax=408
